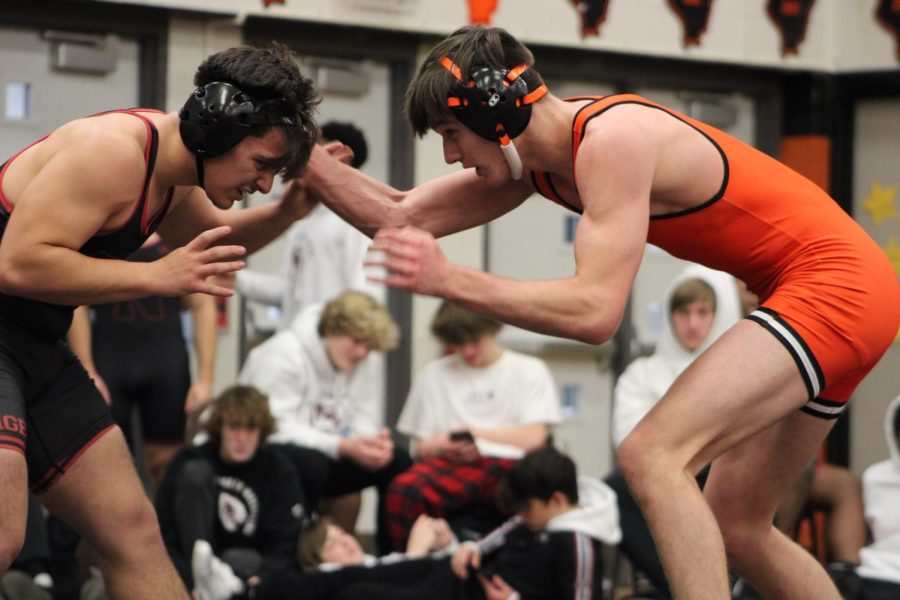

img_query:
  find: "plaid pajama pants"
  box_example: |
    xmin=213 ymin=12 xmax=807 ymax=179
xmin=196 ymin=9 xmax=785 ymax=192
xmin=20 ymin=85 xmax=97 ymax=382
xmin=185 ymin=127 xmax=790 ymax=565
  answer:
xmin=384 ymin=455 xmax=517 ymax=551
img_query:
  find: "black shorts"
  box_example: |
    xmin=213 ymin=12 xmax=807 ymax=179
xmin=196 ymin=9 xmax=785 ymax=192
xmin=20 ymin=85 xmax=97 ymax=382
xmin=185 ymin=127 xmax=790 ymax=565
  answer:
xmin=95 ymin=338 xmax=189 ymax=444
xmin=0 ymin=318 xmax=115 ymax=493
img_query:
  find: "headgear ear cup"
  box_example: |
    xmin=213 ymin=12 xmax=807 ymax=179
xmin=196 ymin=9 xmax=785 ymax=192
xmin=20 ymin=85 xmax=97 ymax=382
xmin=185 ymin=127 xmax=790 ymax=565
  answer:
xmin=440 ymin=57 xmax=547 ymax=180
xmin=179 ymin=81 xmax=296 ymax=188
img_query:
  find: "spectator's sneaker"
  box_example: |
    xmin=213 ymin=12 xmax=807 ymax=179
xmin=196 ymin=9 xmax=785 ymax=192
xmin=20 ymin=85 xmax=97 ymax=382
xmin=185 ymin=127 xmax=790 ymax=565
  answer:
xmin=32 ymin=572 xmax=53 ymax=590
xmin=192 ymin=540 xmax=245 ymax=600
xmin=0 ymin=570 xmax=52 ymax=600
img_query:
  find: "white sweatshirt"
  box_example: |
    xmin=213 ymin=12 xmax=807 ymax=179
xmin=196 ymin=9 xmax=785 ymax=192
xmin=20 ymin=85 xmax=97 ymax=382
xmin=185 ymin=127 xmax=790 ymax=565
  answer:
xmin=858 ymin=394 xmax=900 ymax=584
xmin=238 ymin=304 xmax=381 ymax=458
xmin=612 ymin=265 xmax=743 ymax=448
xmin=236 ymin=204 xmax=384 ymax=330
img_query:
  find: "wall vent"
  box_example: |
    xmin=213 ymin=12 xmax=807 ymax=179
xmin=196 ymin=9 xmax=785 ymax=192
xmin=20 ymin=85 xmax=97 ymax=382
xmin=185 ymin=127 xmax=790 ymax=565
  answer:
xmin=340 ymin=0 xmax=417 ymax=15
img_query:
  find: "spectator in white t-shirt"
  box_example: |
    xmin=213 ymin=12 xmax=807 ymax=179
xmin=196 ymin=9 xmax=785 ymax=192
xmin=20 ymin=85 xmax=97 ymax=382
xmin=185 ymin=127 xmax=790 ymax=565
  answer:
xmin=385 ymin=301 xmax=561 ymax=551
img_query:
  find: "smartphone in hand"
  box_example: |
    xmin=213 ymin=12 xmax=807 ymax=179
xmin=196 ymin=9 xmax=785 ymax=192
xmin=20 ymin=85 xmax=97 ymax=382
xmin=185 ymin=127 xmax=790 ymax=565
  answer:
xmin=449 ymin=430 xmax=475 ymax=443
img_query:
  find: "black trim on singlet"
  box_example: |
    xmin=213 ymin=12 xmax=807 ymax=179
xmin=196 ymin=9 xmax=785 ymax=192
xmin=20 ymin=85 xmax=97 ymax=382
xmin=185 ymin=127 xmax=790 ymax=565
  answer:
xmin=746 ymin=307 xmax=826 ymax=401
xmin=531 ymin=96 xmax=731 ymax=221
xmin=800 ymin=397 xmax=844 ymax=420
xmin=529 ymin=171 xmax=582 ymax=214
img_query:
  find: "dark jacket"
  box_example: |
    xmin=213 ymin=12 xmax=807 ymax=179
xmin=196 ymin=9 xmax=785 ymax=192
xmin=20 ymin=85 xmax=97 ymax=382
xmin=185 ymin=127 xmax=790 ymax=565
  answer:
xmin=155 ymin=441 xmax=304 ymax=587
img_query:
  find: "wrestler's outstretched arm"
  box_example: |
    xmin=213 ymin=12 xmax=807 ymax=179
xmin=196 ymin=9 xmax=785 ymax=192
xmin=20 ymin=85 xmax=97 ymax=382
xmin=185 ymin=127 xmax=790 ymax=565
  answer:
xmin=365 ymin=121 xmax=654 ymax=345
xmin=303 ymin=143 xmax=532 ymax=239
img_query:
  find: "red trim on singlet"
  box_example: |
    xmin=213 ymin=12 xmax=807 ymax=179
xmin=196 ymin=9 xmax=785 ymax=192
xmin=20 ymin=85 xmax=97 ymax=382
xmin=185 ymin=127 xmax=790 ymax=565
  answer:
xmin=0 ymin=135 xmax=50 ymax=212
xmin=89 ymin=110 xmax=171 ymax=238
xmin=31 ymin=423 xmax=116 ymax=494
xmin=0 ymin=109 xmax=172 ymax=236
xmin=0 ymin=434 xmax=26 ymax=452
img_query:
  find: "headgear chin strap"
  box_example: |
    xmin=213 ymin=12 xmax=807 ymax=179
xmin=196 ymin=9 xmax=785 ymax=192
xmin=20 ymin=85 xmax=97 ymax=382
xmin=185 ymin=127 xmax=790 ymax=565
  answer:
xmin=179 ymin=81 xmax=295 ymax=188
xmin=440 ymin=56 xmax=547 ymax=180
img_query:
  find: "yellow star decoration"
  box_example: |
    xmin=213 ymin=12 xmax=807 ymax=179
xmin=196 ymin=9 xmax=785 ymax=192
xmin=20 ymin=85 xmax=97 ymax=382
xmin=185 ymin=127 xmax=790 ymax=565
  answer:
xmin=863 ymin=182 xmax=898 ymax=226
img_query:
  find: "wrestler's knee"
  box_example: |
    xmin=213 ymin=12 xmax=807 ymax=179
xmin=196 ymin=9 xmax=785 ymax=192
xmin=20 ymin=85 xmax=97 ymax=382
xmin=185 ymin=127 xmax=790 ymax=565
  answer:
xmin=617 ymin=429 xmax=675 ymax=503
xmin=0 ymin=524 xmax=25 ymax=573
xmin=724 ymin=527 xmax=772 ymax=574
xmin=0 ymin=454 xmax=28 ymax=572
xmin=715 ymin=508 xmax=769 ymax=569
xmin=176 ymin=458 xmax=214 ymax=490
xmin=91 ymin=495 xmax=165 ymax=562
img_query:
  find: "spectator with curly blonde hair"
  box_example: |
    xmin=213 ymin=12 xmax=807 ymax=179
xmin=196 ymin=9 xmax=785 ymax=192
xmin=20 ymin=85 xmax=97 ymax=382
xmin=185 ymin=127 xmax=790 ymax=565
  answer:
xmin=239 ymin=291 xmax=410 ymax=555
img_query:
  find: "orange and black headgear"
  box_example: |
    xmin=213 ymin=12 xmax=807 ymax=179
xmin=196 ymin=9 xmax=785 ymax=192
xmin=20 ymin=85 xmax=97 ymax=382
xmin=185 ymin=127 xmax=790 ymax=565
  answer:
xmin=440 ymin=56 xmax=547 ymax=144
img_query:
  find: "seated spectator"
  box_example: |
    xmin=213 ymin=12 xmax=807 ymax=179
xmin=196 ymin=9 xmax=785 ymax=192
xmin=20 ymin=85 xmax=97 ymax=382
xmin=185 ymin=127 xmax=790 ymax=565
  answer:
xmin=450 ymin=446 xmax=619 ymax=599
xmin=605 ymin=265 xmax=742 ymax=598
xmin=256 ymin=446 xmax=619 ymax=600
xmin=238 ymin=291 xmax=411 ymax=554
xmin=296 ymin=514 xmax=457 ymax=572
xmin=154 ymin=386 xmax=304 ymax=600
xmin=388 ymin=301 xmax=561 ymax=550
xmin=775 ymin=459 xmax=867 ymax=570
xmin=68 ymin=233 xmax=219 ymax=494
xmin=856 ymin=394 xmax=900 ymax=599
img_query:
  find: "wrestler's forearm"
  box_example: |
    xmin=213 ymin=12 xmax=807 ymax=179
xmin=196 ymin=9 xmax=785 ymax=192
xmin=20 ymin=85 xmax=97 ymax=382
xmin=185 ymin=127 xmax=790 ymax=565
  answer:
xmin=0 ymin=247 xmax=161 ymax=305
xmin=440 ymin=263 xmax=623 ymax=345
xmin=304 ymin=148 xmax=409 ymax=238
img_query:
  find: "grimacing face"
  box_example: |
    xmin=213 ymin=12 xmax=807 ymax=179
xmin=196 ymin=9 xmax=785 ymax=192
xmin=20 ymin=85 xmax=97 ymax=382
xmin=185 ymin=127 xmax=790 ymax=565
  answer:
xmin=203 ymin=128 xmax=289 ymax=209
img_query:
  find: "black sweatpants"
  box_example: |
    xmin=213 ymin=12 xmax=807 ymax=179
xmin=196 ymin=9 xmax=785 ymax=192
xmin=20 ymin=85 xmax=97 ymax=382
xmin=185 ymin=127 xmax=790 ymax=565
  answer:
xmin=271 ymin=443 xmax=412 ymax=555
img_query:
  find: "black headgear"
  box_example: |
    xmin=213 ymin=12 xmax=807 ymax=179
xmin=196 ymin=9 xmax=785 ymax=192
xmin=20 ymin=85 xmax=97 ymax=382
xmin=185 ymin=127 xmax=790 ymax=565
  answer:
xmin=179 ymin=81 xmax=295 ymax=187
xmin=440 ymin=56 xmax=547 ymax=142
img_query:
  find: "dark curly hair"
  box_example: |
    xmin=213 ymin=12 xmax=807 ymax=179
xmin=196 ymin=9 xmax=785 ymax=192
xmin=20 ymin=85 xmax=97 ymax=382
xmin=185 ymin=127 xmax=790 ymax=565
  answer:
xmin=194 ymin=43 xmax=320 ymax=179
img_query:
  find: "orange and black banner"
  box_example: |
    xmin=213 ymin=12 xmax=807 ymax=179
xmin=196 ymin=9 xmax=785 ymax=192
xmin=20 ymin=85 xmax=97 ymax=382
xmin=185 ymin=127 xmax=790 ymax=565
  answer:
xmin=667 ymin=0 xmax=714 ymax=47
xmin=767 ymin=0 xmax=816 ymax=56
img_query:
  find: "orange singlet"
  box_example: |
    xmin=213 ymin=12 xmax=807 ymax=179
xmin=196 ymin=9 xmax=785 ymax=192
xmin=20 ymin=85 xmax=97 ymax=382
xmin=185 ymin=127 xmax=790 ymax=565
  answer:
xmin=531 ymin=94 xmax=900 ymax=418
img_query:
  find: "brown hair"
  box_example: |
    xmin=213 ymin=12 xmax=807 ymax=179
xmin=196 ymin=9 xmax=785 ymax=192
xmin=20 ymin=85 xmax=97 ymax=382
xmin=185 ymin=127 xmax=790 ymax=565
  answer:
xmin=207 ymin=385 xmax=276 ymax=444
xmin=669 ymin=278 xmax=716 ymax=314
xmin=404 ymin=26 xmax=545 ymax=136
xmin=317 ymin=291 xmax=399 ymax=352
xmin=430 ymin=301 xmax=502 ymax=346
xmin=295 ymin=516 xmax=333 ymax=571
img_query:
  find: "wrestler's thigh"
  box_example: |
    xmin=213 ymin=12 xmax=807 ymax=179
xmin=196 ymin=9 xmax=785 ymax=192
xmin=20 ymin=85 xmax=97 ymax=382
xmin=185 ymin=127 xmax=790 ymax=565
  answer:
xmin=627 ymin=319 xmax=810 ymax=473
xmin=37 ymin=427 xmax=156 ymax=553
